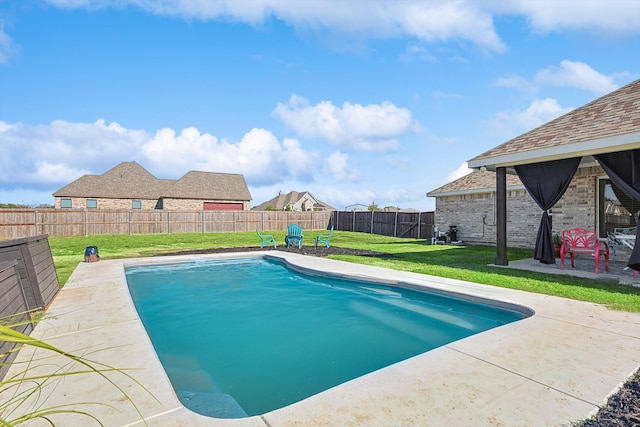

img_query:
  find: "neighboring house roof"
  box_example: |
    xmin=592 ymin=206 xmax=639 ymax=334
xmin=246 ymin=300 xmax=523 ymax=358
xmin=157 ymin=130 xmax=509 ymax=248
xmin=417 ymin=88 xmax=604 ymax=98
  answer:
xmin=53 ymin=161 xmax=251 ymax=201
xmin=163 ymin=171 xmax=251 ymax=200
xmin=468 ymin=78 xmax=640 ymax=170
xmin=427 ymin=171 xmax=523 ymax=197
xmin=53 ymin=162 xmax=165 ymax=199
xmin=253 ymin=191 xmax=336 ymax=211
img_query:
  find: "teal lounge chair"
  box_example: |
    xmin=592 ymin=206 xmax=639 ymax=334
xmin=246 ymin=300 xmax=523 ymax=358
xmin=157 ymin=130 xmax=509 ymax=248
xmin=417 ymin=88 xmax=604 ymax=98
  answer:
xmin=314 ymin=226 xmax=334 ymax=248
xmin=256 ymin=228 xmax=276 ymax=248
xmin=285 ymin=224 xmax=304 ymax=249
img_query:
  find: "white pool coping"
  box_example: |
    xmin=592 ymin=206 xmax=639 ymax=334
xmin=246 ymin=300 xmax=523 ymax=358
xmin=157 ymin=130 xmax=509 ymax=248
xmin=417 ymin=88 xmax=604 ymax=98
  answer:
xmin=4 ymin=251 xmax=640 ymax=426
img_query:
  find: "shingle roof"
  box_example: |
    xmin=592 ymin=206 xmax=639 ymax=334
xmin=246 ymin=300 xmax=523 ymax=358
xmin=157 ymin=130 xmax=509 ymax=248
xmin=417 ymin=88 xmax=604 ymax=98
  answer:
xmin=427 ymin=171 xmax=523 ymax=196
xmin=53 ymin=162 xmax=164 ymax=198
xmin=469 ymin=78 xmax=640 ymax=168
xmin=164 ymin=171 xmax=252 ymax=200
xmin=53 ymin=161 xmax=251 ymax=201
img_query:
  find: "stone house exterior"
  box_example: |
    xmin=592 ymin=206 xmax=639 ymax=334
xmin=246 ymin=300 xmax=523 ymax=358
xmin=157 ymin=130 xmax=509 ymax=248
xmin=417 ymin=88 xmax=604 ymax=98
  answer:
xmin=253 ymin=191 xmax=335 ymax=211
xmin=52 ymin=162 xmax=252 ymax=211
xmin=428 ymin=78 xmax=639 ymax=257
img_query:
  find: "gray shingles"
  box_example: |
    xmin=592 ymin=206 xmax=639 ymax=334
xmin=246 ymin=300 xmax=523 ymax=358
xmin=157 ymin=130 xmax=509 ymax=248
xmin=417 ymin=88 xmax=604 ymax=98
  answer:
xmin=53 ymin=161 xmax=251 ymax=201
xmin=469 ymin=78 xmax=640 ymax=163
xmin=427 ymin=171 xmax=522 ymax=196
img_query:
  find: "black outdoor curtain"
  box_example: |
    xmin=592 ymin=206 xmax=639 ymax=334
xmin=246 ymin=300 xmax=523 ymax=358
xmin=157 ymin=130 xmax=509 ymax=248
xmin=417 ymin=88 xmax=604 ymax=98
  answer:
xmin=515 ymin=157 xmax=581 ymax=264
xmin=595 ymin=149 xmax=640 ymax=272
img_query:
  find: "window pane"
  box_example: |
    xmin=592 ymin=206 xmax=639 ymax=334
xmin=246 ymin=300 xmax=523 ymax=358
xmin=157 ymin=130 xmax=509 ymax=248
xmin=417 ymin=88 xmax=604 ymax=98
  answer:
xmin=61 ymin=198 xmax=72 ymax=208
xmin=132 ymin=200 xmax=142 ymax=209
xmin=599 ymin=179 xmax=639 ymax=238
xmin=86 ymin=199 xmax=97 ymax=209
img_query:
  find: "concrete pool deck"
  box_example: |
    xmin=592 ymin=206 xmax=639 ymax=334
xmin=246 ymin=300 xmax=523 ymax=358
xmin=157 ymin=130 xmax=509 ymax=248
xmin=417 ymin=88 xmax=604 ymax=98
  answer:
xmin=4 ymin=251 xmax=640 ymax=426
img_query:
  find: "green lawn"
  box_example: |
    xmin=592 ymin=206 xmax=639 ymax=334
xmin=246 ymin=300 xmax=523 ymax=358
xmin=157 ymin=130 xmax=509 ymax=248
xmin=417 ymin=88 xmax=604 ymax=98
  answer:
xmin=49 ymin=231 xmax=640 ymax=312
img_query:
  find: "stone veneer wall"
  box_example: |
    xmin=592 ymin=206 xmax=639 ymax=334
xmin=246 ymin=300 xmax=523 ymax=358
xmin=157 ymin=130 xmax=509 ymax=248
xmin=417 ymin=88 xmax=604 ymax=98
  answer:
xmin=434 ymin=165 xmax=605 ymax=249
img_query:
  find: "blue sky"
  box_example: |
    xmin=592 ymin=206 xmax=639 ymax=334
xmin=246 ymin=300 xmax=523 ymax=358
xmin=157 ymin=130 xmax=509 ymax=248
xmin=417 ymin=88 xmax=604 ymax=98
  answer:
xmin=1 ymin=1 xmax=639 ymax=210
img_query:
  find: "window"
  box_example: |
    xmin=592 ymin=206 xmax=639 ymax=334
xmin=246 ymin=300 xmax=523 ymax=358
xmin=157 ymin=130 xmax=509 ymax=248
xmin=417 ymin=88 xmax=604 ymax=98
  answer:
xmin=60 ymin=198 xmax=72 ymax=208
xmin=86 ymin=199 xmax=97 ymax=209
xmin=598 ymin=178 xmax=640 ymax=238
xmin=132 ymin=200 xmax=142 ymax=209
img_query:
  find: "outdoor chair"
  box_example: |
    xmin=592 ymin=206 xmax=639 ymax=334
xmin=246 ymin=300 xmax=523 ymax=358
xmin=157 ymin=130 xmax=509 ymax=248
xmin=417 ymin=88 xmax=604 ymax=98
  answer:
xmin=560 ymin=227 xmax=609 ymax=274
xmin=314 ymin=226 xmax=334 ymax=248
xmin=256 ymin=228 xmax=276 ymax=248
xmin=285 ymin=224 xmax=304 ymax=249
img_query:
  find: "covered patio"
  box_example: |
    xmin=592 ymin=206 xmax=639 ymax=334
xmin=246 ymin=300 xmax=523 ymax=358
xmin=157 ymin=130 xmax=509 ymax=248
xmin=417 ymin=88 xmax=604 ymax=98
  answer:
xmin=468 ymin=78 xmax=640 ymax=277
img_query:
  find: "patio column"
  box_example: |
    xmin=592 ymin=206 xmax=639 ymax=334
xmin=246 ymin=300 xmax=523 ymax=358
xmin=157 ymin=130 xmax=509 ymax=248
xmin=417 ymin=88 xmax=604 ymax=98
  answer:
xmin=495 ymin=167 xmax=508 ymax=265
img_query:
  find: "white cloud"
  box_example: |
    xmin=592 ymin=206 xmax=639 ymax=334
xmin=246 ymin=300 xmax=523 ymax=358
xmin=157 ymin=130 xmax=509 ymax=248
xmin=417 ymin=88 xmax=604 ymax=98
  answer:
xmin=0 ymin=21 xmax=15 ymax=64
xmin=324 ymin=151 xmax=359 ymax=182
xmin=499 ymin=0 xmax=640 ymax=37
xmin=494 ymin=75 xmax=538 ymax=94
xmin=400 ymin=44 xmax=436 ymax=62
xmin=490 ymin=98 xmax=573 ymax=137
xmin=445 ymin=162 xmax=472 ymax=184
xmin=272 ymin=94 xmax=419 ymax=152
xmin=43 ymin=0 xmax=508 ymax=52
xmin=36 ymin=0 xmax=640 ymax=56
xmin=142 ymin=127 xmax=318 ymax=185
xmin=0 ymin=120 xmax=319 ymax=193
xmin=0 ymin=119 xmax=144 ymax=189
xmin=535 ymin=60 xmax=619 ymax=94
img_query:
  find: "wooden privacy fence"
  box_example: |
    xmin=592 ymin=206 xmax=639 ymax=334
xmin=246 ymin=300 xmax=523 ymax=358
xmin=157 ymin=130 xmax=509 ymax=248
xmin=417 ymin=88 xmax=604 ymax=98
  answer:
xmin=332 ymin=210 xmax=434 ymax=240
xmin=0 ymin=209 xmax=434 ymax=240
xmin=0 ymin=209 xmax=333 ymax=240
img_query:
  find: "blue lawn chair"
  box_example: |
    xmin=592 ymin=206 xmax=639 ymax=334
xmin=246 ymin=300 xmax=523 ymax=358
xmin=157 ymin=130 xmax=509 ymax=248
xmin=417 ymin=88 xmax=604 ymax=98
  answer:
xmin=285 ymin=224 xmax=304 ymax=249
xmin=314 ymin=226 xmax=334 ymax=248
xmin=256 ymin=228 xmax=276 ymax=248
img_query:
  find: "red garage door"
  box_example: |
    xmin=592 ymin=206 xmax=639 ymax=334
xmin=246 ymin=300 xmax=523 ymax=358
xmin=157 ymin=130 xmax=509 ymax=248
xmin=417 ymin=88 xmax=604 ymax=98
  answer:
xmin=203 ymin=202 xmax=243 ymax=211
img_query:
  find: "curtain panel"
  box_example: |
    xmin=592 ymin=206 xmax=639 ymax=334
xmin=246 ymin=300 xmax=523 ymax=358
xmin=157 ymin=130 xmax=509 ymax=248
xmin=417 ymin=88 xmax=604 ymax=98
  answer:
xmin=515 ymin=158 xmax=581 ymax=264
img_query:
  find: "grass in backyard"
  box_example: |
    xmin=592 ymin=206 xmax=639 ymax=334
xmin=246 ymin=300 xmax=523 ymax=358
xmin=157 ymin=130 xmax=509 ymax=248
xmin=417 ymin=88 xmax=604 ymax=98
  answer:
xmin=49 ymin=231 xmax=640 ymax=312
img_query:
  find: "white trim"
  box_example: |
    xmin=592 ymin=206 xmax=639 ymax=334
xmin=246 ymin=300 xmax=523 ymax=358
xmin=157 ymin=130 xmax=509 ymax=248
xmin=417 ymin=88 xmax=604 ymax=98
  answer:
xmin=468 ymin=133 xmax=640 ymax=169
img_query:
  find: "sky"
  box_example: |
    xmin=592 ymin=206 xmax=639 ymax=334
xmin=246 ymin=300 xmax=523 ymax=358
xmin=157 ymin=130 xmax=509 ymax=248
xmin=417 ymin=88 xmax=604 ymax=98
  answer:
xmin=1 ymin=1 xmax=639 ymax=211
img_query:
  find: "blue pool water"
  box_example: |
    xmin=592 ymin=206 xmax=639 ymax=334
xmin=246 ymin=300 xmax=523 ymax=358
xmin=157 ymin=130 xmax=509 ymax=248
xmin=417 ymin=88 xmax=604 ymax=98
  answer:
xmin=125 ymin=257 xmax=528 ymax=418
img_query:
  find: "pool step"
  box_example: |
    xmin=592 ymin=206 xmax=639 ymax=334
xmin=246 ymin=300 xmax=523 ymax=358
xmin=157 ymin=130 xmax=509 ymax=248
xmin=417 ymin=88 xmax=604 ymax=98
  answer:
xmin=177 ymin=390 xmax=248 ymax=418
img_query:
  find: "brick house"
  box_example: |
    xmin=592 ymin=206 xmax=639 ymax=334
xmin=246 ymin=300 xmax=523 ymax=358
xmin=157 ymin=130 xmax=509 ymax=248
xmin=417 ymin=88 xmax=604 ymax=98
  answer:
xmin=253 ymin=191 xmax=335 ymax=211
xmin=427 ymin=78 xmax=640 ymax=260
xmin=52 ymin=161 xmax=252 ymax=211
xmin=427 ymin=171 xmax=535 ymax=248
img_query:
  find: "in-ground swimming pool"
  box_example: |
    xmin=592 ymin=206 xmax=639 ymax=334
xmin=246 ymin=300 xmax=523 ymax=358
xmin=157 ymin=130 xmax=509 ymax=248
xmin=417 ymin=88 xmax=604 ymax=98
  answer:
xmin=125 ymin=256 xmax=529 ymax=418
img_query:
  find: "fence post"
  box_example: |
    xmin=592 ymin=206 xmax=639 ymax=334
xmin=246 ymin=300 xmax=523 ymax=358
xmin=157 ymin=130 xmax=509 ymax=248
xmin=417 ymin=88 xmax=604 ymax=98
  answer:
xmin=370 ymin=211 xmax=374 ymax=234
xmin=394 ymin=212 xmax=398 ymax=237
xmin=201 ymin=211 xmax=205 ymax=233
xmin=418 ymin=212 xmax=421 ymax=239
xmin=129 ymin=210 xmax=132 ymax=235
xmin=34 ymin=209 xmax=38 ymax=236
xmin=167 ymin=211 xmax=171 ymax=234
xmin=352 ymin=211 xmax=355 ymax=232
xmin=84 ymin=210 xmax=88 ymax=237
xmin=233 ymin=211 xmax=236 ymax=232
